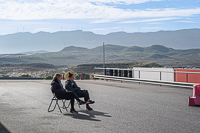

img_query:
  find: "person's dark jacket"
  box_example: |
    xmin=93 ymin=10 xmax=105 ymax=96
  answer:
xmin=65 ymin=80 xmax=81 ymax=92
xmin=51 ymin=78 xmax=66 ymax=97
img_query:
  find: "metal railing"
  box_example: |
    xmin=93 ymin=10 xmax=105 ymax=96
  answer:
xmin=94 ymin=67 xmax=200 ymax=88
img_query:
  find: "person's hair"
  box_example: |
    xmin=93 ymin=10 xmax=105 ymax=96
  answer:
xmin=68 ymin=72 xmax=74 ymax=78
xmin=53 ymin=73 xmax=62 ymax=80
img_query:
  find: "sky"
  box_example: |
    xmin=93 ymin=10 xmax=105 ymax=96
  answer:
xmin=0 ymin=0 xmax=200 ymax=35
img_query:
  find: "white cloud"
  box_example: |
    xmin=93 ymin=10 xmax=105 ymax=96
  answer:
xmin=91 ymin=19 xmax=119 ymax=23
xmin=121 ymin=17 xmax=178 ymax=23
xmin=87 ymin=0 xmax=163 ymax=5
xmin=176 ymin=21 xmax=198 ymax=23
xmin=148 ymin=22 xmax=163 ymax=24
xmin=0 ymin=0 xmax=200 ymax=24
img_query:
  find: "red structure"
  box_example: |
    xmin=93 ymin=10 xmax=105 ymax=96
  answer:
xmin=174 ymin=69 xmax=200 ymax=84
xmin=188 ymin=84 xmax=200 ymax=106
xmin=63 ymin=74 xmax=65 ymax=80
xmin=81 ymin=73 xmax=83 ymax=80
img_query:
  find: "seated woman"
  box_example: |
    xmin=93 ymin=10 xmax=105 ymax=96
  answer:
xmin=51 ymin=73 xmax=86 ymax=113
xmin=65 ymin=72 xmax=95 ymax=110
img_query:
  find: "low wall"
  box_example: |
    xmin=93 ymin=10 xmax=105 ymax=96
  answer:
xmin=132 ymin=67 xmax=174 ymax=82
xmin=174 ymin=69 xmax=200 ymax=83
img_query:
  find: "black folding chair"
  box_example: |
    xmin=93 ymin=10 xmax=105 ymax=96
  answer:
xmin=48 ymin=94 xmax=70 ymax=113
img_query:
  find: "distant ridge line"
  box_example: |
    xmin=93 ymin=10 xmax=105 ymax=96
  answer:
xmin=0 ymin=28 xmax=200 ymax=54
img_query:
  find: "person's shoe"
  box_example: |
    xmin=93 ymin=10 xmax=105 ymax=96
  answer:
xmin=86 ymin=105 xmax=93 ymax=111
xmin=79 ymin=100 xmax=86 ymax=105
xmin=70 ymin=109 xmax=78 ymax=114
xmin=87 ymin=100 xmax=95 ymax=104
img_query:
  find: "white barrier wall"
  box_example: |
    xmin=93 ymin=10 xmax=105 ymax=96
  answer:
xmin=132 ymin=67 xmax=174 ymax=82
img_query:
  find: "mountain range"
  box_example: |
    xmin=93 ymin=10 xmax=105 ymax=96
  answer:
xmin=0 ymin=44 xmax=200 ymax=67
xmin=0 ymin=29 xmax=200 ymax=54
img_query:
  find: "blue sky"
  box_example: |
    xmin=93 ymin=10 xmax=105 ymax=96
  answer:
xmin=0 ymin=0 xmax=200 ymax=35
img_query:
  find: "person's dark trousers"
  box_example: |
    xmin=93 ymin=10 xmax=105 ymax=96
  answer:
xmin=75 ymin=90 xmax=90 ymax=102
xmin=56 ymin=91 xmax=80 ymax=110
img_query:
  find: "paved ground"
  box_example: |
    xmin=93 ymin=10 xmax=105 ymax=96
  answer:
xmin=0 ymin=80 xmax=199 ymax=133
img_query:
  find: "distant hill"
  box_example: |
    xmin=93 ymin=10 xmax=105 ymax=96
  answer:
xmin=60 ymin=46 xmax=88 ymax=53
xmin=0 ymin=44 xmax=200 ymax=67
xmin=0 ymin=54 xmax=24 ymax=57
xmin=0 ymin=63 xmax=57 ymax=69
xmin=19 ymin=50 xmax=49 ymax=55
xmin=0 ymin=29 xmax=200 ymax=54
xmin=149 ymin=54 xmax=171 ymax=59
xmin=0 ymin=63 xmax=60 ymax=77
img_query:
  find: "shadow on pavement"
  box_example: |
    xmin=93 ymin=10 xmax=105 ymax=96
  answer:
xmin=189 ymin=106 xmax=200 ymax=108
xmin=0 ymin=122 xmax=11 ymax=133
xmin=64 ymin=110 xmax=112 ymax=121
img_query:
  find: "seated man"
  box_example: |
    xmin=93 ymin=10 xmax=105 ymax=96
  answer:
xmin=65 ymin=72 xmax=95 ymax=110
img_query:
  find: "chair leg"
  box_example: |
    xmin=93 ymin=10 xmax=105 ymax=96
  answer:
xmin=77 ymin=100 xmax=81 ymax=108
xmin=62 ymin=100 xmax=66 ymax=109
xmin=62 ymin=100 xmax=70 ymax=112
xmin=67 ymin=101 xmax=71 ymax=108
xmin=48 ymin=100 xmax=57 ymax=112
xmin=48 ymin=97 xmax=72 ymax=113
xmin=56 ymin=100 xmax=63 ymax=113
xmin=48 ymin=99 xmax=63 ymax=113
